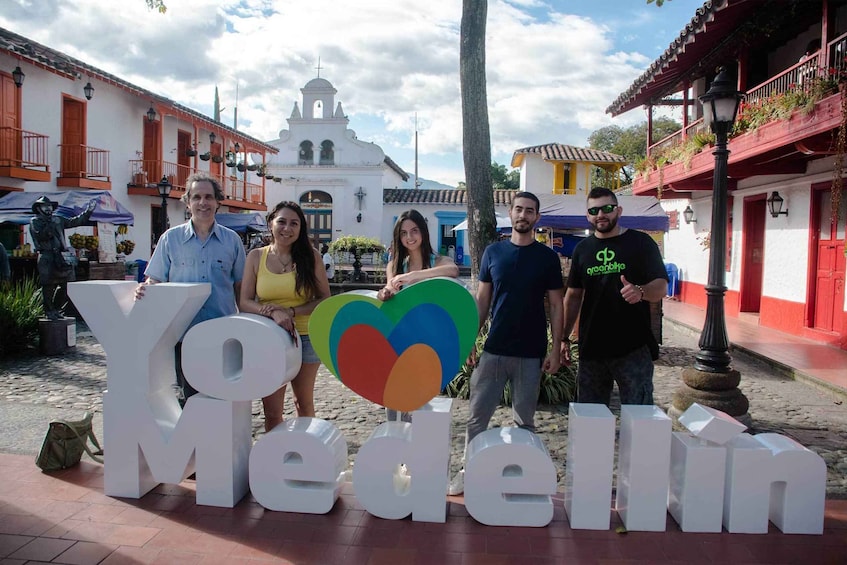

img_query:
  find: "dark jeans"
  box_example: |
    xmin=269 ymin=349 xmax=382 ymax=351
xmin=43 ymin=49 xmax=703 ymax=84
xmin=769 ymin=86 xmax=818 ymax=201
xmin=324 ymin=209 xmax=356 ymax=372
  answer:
xmin=576 ymin=344 xmax=654 ymax=406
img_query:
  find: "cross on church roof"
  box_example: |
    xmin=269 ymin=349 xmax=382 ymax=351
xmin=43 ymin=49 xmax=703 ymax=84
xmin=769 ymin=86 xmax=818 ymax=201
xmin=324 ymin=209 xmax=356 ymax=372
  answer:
xmin=315 ymin=57 xmax=323 ymax=78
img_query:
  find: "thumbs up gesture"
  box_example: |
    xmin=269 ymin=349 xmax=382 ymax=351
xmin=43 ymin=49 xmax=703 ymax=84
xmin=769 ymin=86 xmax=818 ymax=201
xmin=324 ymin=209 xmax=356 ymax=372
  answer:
xmin=620 ymin=275 xmax=644 ymax=304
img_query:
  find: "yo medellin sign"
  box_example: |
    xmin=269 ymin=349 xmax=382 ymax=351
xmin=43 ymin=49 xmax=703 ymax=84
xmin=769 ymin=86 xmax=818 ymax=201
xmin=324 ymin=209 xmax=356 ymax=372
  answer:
xmin=68 ymin=279 xmax=824 ymax=534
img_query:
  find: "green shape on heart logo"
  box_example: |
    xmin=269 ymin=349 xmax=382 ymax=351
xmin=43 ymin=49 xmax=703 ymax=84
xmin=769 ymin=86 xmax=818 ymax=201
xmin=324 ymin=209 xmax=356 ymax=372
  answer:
xmin=308 ymin=277 xmax=478 ymax=411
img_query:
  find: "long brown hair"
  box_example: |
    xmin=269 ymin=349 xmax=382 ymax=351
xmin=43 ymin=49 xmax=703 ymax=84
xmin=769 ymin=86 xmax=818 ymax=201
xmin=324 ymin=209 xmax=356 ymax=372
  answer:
xmin=389 ymin=209 xmax=434 ymax=275
xmin=266 ymin=201 xmax=319 ymax=298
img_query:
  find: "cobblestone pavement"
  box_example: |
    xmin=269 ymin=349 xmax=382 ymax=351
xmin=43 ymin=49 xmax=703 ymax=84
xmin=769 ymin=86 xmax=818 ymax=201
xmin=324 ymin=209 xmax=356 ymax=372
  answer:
xmin=1 ymin=318 xmax=845 ymax=497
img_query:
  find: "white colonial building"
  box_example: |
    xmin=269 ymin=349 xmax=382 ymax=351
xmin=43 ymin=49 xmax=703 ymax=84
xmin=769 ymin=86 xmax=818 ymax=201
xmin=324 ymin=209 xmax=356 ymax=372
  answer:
xmin=263 ymin=77 xmax=409 ymax=247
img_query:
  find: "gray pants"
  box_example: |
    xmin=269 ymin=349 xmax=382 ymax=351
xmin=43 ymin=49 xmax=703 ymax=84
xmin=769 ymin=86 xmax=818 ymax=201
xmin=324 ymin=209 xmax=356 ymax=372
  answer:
xmin=465 ymin=352 xmax=542 ymax=450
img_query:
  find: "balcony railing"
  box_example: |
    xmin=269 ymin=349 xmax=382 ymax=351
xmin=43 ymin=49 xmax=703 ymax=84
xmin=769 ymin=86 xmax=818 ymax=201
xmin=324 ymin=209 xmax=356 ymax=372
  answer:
xmin=129 ymin=159 xmax=265 ymax=205
xmin=0 ymin=127 xmax=50 ymax=170
xmin=646 ymin=33 xmax=847 ymax=158
xmin=59 ymin=144 xmax=110 ymax=181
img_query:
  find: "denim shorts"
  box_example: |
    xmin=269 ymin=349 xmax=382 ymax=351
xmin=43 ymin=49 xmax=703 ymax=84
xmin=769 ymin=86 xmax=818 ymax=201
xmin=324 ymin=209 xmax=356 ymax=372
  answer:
xmin=300 ymin=334 xmax=320 ymax=364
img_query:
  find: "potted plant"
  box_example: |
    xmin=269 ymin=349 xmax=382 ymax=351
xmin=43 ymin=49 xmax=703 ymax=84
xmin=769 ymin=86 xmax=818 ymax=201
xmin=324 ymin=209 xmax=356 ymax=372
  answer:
xmin=265 ymin=173 xmax=274 ymax=179
xmin=247 ymin=163 xmax=259 ymax=172
xmin=236 ymin=162 xmax=247 ymax=172
xmin=186 ymin=146 xmax=197 ymax=157
xmin=225 ymin=151 xmax=236 ymax=167
xmin=212 ymin=154 xmax=224 ymax=163
xmin=199 ymin=152 xmax=211 ymax=161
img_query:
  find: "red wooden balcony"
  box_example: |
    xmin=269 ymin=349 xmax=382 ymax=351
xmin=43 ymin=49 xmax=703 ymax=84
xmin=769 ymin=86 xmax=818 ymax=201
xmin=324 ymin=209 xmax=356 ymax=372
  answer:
xmin=127 ymin=160 xmax=266 ymax=211
xmin=634 ymin=33 xmax=847 ymax=198
xmin=0 ymin=127 xmax=51 ymax=182
xmin=57 ymin=144 xmax=111 ymax=190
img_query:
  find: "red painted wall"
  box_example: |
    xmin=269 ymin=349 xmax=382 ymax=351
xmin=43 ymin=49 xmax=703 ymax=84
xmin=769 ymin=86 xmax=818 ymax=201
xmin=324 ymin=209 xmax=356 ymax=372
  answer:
xmin=759 ymin=295 xmax=805 ymax=335
xmin=679 ymin=284 xmax=847 ymax=350
xmin=678 ymin=281 xmax=739 ymax=315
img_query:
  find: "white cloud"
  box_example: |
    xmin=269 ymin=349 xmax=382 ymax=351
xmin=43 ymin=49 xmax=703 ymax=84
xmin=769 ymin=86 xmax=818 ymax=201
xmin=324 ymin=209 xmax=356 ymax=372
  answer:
xmin=0 ymin=0 xmax=690 ymax=186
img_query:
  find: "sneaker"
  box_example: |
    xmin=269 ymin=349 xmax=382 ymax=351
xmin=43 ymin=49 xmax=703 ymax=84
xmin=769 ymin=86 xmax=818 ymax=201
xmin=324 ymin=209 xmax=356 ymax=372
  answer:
xmin=447 ymin=469 xmax=464 ymax=496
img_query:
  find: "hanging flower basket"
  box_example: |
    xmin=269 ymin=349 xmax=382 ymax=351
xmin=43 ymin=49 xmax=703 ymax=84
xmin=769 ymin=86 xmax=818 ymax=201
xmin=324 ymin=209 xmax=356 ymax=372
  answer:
xmin=273 ymin=176 xmax=281 ymax=182
xmin=199 ymin=152 xmax=211 ymax=161
xmin=211 ymin=154 xmax=224 ymax=163
xmin=226 ymin=161 xmax=236 ymax=168
xmin=186 ymin=148 xmax=197 ymax=157
xmin=265 ymin=173 xmax=274 ymax=179
xmin=236 ymin=162 xmax=246 ymax=172
xmin=247 ymin=164 xmax=259 ymax=172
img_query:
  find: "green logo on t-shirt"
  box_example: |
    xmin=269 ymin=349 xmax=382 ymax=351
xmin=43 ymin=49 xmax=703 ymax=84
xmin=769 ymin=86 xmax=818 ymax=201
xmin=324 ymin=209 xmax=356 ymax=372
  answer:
xmin=586 ymin=247 xmax=626 ymax=276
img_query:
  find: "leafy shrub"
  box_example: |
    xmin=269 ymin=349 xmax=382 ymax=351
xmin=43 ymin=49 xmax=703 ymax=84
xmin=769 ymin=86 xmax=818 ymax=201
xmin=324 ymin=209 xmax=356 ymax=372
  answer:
xmin=0 ymin=277 xmax=44 ymax=357
xmin=329 ymin=235 xmax=384 ymax=254
xmin=442 ymin=321 xmax=578 ymax=406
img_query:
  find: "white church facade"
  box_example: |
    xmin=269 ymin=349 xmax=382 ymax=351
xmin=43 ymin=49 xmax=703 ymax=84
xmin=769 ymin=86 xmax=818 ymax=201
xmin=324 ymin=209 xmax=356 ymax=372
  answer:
xmin=263 ymin=77 xmax=410 ymax=247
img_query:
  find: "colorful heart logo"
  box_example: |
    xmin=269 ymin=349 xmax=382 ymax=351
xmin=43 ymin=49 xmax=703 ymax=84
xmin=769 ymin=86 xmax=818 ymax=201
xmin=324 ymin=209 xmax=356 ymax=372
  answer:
xmin=308 ymin=277 xmax=478 ymax=411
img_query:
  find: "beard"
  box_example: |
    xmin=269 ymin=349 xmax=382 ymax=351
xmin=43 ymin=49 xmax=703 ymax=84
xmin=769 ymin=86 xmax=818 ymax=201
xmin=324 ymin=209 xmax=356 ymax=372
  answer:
xmin=512 ymin=219 xmax=534 ymax=234
xmin=592 ymin=214 xmax=619 ymax=234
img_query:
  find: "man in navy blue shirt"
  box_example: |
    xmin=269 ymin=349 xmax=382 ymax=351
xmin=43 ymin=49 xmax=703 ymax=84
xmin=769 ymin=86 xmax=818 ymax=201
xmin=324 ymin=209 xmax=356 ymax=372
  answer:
xmin=450 ymin=192 xmax=564 ymax=495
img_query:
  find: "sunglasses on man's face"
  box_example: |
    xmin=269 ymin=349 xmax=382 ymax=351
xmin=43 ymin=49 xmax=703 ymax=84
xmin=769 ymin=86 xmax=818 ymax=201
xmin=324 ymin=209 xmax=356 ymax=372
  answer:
xmin=587 ymin=204 xmax=618 ymax=216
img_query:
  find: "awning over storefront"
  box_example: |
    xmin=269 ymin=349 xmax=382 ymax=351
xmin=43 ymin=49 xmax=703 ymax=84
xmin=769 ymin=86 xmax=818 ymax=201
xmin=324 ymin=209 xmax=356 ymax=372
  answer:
xmin=535 ymin=193 xmax=669 ymax=232
xmin=214 ymin=212 xmax=267 ymax=234
xmin=0 ymin=190 xmax=134 ymax=225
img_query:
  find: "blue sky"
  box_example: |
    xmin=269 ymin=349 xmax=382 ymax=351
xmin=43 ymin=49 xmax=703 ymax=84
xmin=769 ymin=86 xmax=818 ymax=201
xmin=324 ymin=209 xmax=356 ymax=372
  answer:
xmin=1 ymin=0 xmax=703 ymax=187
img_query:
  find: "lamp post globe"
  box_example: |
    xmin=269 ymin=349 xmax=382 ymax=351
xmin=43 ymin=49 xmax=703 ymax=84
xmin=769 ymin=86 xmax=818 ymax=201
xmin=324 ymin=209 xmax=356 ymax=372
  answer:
xmin=670 ymin=67 xmax=751 ymax=426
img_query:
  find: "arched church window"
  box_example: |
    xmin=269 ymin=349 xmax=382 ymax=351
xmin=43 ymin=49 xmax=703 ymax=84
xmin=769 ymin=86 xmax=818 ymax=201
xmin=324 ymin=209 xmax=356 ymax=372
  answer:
xmin=313 ymin=100 xmax=323 ymax=119
xmin=319 ymin=140 xmax=334 ymax=165
xmin=299 ymin=141 xmax=314 ymax=165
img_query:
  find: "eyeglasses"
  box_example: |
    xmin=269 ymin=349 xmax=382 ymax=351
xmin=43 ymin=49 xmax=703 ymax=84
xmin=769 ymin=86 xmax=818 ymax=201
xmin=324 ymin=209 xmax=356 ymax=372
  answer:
xmin=587 ymin=204 xmax=618 ymax=216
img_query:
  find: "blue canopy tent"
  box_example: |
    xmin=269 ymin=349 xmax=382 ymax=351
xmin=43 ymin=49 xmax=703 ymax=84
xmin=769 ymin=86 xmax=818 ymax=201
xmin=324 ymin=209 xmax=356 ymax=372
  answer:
xmin=535 ymin=193 xmax=669 ymax=232
xmin=0 ymin=190 xmax=134 ymax=225
xmin=214 ymin=212 xmax=267 ymax=234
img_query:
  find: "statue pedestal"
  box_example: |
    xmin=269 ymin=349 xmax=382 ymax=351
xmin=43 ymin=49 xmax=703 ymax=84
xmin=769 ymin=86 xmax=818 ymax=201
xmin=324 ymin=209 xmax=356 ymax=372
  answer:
xmin=38 ymin=317 xmax=76 ymax=355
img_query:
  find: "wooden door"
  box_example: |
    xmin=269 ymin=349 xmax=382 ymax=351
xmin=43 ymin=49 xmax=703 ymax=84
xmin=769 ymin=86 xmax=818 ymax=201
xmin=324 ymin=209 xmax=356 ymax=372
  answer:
xmin=813 ymin=189 xmax=846 ymax=332
xmin=0 ymin=74 xmax=20 ymax=166
xmin=740 ymin=197 xmax=766 ymax=312
xmin=61 ymin=97 xmax=85 ymax=177
xmin=177 ymin=130 xmax=191 ymax=189
xmin=143 ymin=119 xmax=160 ymax=183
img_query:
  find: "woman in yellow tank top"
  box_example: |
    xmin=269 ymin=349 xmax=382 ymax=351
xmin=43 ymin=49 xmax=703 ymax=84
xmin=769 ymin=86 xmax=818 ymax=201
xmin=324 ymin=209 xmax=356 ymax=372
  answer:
xmin=239 ymin=201 xmax=330 ymax=431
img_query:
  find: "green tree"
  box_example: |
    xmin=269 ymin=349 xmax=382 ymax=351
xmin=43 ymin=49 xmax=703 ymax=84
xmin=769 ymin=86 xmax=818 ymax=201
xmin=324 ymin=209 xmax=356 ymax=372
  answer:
xmin=458 ymin=162 xmax=520 ymax=190
xmin=490 ymin=161 xmax=520 ymax=190
xmin=588 ymin=117 xmax=681 ymax=185
xmin=460 ymin=0 xmax=497 ymax=278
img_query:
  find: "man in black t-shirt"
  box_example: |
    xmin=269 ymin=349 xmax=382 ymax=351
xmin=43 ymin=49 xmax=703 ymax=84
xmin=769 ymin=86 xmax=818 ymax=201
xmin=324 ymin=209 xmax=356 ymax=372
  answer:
xmin=562 ymin=187 xmax=668 ymax=406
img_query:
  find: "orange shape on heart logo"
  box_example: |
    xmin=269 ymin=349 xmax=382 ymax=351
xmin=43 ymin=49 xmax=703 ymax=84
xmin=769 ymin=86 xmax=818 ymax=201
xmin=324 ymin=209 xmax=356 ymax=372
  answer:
xmin=383 ymin=344 xmax=442 ymax=412
xmin=336 ymin=324 xmax=398 ymax=405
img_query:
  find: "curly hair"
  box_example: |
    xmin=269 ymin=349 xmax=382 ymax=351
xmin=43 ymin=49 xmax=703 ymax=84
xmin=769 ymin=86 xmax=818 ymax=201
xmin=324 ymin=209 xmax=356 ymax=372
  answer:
xmin=266 ymin=201 xmax=319 ymax=299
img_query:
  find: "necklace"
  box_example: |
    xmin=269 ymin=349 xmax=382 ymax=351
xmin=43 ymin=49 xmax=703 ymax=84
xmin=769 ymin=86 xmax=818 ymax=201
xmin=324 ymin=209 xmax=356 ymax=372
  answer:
xmin=271 ymin=248 xmax=294 ymax=272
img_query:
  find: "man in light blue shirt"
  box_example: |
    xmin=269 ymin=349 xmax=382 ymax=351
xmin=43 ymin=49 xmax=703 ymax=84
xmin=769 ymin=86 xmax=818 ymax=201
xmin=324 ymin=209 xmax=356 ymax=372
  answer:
xmin=137 ymin=172 xmax=246 ymax=404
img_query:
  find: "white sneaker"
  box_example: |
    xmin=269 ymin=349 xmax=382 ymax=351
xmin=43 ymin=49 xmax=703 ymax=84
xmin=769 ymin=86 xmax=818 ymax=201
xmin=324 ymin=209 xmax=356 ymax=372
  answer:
xmin=447 ymin=469 xmax=464 ymax=496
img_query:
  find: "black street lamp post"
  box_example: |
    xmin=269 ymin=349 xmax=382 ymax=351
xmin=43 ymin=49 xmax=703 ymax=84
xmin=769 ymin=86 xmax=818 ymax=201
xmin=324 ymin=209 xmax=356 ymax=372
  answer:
xmin=670 ymin=67 xmax=751 ymax=425
xmin=157 ymin=175 xmax=172 ymax=237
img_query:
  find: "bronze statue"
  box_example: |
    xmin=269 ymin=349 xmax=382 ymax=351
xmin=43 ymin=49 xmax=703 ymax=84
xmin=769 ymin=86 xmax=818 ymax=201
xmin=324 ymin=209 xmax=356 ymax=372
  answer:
xmin=29 ymin=196 xmax=96 ymax=320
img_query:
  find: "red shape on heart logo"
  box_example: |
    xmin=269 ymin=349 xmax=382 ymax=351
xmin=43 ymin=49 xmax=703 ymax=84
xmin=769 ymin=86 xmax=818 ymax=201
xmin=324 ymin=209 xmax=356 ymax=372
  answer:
xmin=336 ymin=324 xmax=398 ymax=405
